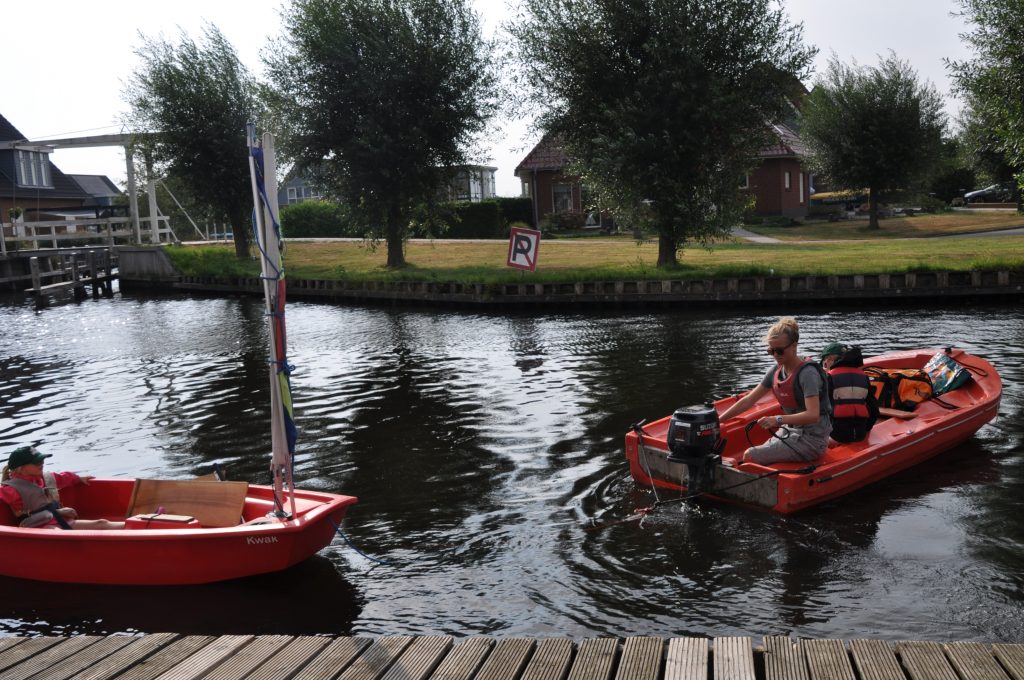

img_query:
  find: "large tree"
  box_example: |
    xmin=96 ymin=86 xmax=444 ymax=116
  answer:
xmin=948 ymin=0 xmax=1024 ymax=197
xmin=124 ymin=25 xmax=262 ymax=258
xmin=264 ymin=0 xmax=499 ymax=268
xmin=510 ymin=0 xmax=815 ymax=267
xmin=801 ymin=54 xmax=946 ymax=229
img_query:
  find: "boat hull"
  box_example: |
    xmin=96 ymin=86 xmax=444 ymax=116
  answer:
xmin=625 ymin=349 xmax=1001 ymax=513
xmin=0 ymin=482 xmax=358 ymax=585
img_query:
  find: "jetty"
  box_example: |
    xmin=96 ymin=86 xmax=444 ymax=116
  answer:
xmin=2 ymin=633 xmax=1023 ymax=679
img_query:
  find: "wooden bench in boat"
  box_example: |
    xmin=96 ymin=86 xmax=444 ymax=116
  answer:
xmin=125 ymin=479 xmax=249 ymax=528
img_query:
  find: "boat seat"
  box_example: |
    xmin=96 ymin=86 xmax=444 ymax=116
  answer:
xmin=125 ymin=479 xmax=249 ymax=528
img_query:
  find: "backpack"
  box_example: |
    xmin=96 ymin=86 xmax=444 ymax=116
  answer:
xmin=863 ymin=367 xmax=933 ymax=411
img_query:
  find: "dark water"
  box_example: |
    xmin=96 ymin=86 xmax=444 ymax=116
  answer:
xmin=0 ymin=292 xmax=1021 ymax=641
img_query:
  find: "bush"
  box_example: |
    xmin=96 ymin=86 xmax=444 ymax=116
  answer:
xmin=495 ymin=196 xmax=534 ymax=227
xmin=541 ymin=210 xmax=587 ymax=232
xmin=448 ymin=200 xmax=504 ymax=238
xmin=281 ymin=200 xmax=358 ymax=238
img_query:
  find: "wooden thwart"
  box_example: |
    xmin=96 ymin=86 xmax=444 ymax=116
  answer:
xmin=125 ymin=479 xmax=249 ymax=528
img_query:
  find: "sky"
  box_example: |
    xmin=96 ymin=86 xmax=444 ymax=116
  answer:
xmin=2 ymin=0 xmax=973 ymax=198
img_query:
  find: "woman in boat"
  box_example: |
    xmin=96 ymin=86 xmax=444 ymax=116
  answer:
xmin=718 ymin=317 xmax=832 ymax=465
xmin=820 ymin=342 xmax=878 ymax=443
xmin=0 ymin=446 xmax=124 ymax=529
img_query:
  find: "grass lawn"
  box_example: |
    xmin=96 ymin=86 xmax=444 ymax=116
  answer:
xmin=165 ymin=233 xmax=1024 ymax=284
xmin=745 ymin=210 xmax=1024 ymax=241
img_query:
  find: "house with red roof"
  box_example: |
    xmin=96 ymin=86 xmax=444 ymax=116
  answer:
xmin=515 ymin=124 xmax=813 ymax=227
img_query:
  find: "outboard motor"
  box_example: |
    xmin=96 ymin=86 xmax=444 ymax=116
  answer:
xmin=666 ymin=402 xmax=723 ymax=491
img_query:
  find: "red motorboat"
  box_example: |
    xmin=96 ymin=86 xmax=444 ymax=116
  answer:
xmin=0 ymin=481 xmax=357 ymax=585
xmin=0 ymin=128 xmax=358 ymax=584
xmin=625 ymin=348 xmax=1001 ymax=514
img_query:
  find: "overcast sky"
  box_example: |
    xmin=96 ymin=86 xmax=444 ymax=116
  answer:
xmin=3 ymin=0 xmax=972 ymax=197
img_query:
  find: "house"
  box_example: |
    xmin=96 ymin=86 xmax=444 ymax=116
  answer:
xmin=514 ymin=136 xmax=583 ymax=227
xmin=441 ymin=165 xmax=497 ymax=202
xmin=278 ymin=164 xmax=498 ymax=211
xmin=0 ymin=113 xmax=91 ymax=222
xmin=278 ymin=167 xmax=325 ymax=210
xmin=515 ymin=124 xmax=813 ymax=225
xmin=744 ymin=122 xmax=812 ymax=219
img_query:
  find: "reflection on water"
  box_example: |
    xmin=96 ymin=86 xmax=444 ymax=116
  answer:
xmin=0 ymin=292 xmax=1021 ymax=640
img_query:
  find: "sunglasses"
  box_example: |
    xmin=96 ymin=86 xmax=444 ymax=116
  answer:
xmin=767 ymin=340 xmax=794 ymax=356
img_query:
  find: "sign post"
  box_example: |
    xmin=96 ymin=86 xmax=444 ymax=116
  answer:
xmin=506 ymin=226 xmax=542 ymax=272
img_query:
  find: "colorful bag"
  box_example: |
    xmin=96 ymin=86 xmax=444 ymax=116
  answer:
xmin=864 ymin=367 xmax=934 ymax=411
xmin=923 ymin=352 xmax=972 ymax=397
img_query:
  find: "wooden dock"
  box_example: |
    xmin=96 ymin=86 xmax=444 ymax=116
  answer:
xmin=2 ymin=633 xmax=1023 ymax=680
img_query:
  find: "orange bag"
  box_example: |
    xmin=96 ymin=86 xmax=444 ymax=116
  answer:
xmin=864 ymin=367 xmax=933 ymax=411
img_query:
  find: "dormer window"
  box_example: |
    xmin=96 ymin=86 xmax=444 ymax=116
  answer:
xmin=16 ymin=150 xmax=53 ymax=188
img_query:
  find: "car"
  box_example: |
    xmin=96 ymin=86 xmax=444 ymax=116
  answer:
xmin=964 ymin=182 xmax=1015 ymax=204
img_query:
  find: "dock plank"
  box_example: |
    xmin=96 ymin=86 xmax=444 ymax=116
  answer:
xmin=108 ymin=636 xmax=216 ymax=680
xmin=68 ymin=633 xmax=180 ymax=680
xmin=32 ymin=635 xmax=138 ymax=680
xmin=428 ymin=636 xmax=493 ymax=680
xmin=474 ymin=638 xmax=535 ymax=680
xmin=6 ymin=636 xmax=103 ymax=680
xmin=567 ymin=638 xmax=618 ymax=680
xmin=244 ymin=636 xmax=333 ymax=680
xmin=152 ymin=634 xmax=254 ymax=680
xmin=665 ymin=637 xmax=708 ymax=680
xmin=338 ymin=636 xmax=413 ymax=680
xmin=803 ymin=639 xmax=856 ymax=680
xmin=294 ymin=637 xmax=373 ymax=680
xmin=993 ymin=644 xmax=1024 ymax=680
xmin=944 ymin=642 xmax=1012 ymax=680
xmin=763 ymin=636 xmax=808 ymax=680
xmin=617 ymin=636 xmax=663 ymax=680
xmin=896 ymin=640 xmax=959 ymax=680
xmin=204 ymin=635 xmax=293 ymax=680
xmin=381 ymin=636 xmax=453 ymax=680
xmin=849 ymin=639 xmax=904 ymax=680
xmin=521 ymin=638 xmax=573 ymax=680
xmin=0 ymin=637 xmax=66 ymax=674
xmin=714 ymin=637 xmax=755 ymax=680
xmin=0 ymin=637 xmax=27 ymax=654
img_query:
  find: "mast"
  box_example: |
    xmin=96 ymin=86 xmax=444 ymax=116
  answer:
xmin=247 ymin=124 xmax=297 ymax=520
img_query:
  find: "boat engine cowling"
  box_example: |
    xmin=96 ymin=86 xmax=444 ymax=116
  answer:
xmin=666 ymin=403 xmax=723 ymax=491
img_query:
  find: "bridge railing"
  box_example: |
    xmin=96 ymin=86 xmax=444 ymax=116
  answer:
xmin=1 ymin=215 xmax=175 ymax=253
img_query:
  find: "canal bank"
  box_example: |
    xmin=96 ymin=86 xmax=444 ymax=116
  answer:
xmin=117 ymin=246 xmax=1023 ymax=307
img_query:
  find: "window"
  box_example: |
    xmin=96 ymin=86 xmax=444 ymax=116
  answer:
xmin=287 ymin=187 xmax=298 ymax=203
xmin=521 ymin=181 xmax=531 ymax=197
xmin=739 ymin=175 xmax=749 ymax=189
xmin=799 ymin=172 xmax=805 ymax=204
xmin=15 ymin=150 xmax=53 ymax=188
xmin=784 ymin=171 xmax=792 ymax=191
xmin=553 ymin=184 xmax=573 ymax=213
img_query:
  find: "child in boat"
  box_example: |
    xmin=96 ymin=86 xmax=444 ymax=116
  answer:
xmin=718 ymin=317 xmax=832 ymax=465
xmin=0 ymin=446 xmax=124 ymax=529
xmin=820 ymin=342 xmax=878 ymax=443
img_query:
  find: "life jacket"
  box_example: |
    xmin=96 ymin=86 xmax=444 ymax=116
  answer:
xmin=828 ymin=366 xmax=877 ymax=443
xmin=1 ymin=472 xmax=61 ymax=527
xmin=772 ymin=359 xmax=830 ymax=415
xmin=864 ymin=367 xmax=933 ymax=411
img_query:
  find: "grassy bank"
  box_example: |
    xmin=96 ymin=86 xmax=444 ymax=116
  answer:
xmin=165 ymin=234 xmax=1024 ymax=284
xmin=746 ymin=210 xmax=1023 ymax=241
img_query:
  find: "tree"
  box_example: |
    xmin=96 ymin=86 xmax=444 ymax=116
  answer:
xmin=948 ymin=0 xmax=1024 ymax=198
xmin=801 ymin=54 xmax=946 ymax=229
xmin=263 ymin=0 xmax=499 ymax=268
xmin=510 ymin=0 xmax=815 ymax=267
xmin=124 ymin=25 xmax=262 ymax=258
xmin=956 ymin=98 xmax=1020 ymax=207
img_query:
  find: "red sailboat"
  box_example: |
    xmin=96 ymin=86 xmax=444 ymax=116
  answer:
xmin=0 ymin=127 xmax=357 ymax=585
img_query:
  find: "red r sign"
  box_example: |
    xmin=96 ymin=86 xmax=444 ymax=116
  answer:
xmin=507 ymin=227 xmax=542 ymax=271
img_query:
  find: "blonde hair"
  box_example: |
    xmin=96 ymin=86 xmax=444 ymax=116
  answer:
xmin=765 ymin=317 xmax=799 ymax=344
xmin=1 ymin=465 xmax=9 ymax=482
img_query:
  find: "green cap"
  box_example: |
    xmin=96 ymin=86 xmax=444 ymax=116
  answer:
xmin=7 ymin=446 xmax=51 ymax=469
xmin=820 ymin=342 xmax=849 ymax=360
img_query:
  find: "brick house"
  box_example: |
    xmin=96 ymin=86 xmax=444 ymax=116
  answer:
xmin=516 ymin=125 xmax=812 ymax=225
